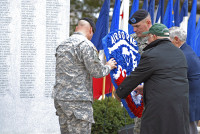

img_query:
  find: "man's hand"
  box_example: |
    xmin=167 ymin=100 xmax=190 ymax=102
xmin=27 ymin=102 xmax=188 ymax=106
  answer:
xmin=106 ymin=58 xmax=117 ymax=70
xmin=134 ymin=85 xmax=144 ymax=95
xmin=113 ymin=91 xmax=121 ymax=102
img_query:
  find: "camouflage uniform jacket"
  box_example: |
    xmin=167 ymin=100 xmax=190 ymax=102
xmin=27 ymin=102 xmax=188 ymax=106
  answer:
xmin=130 ymin=33 xmax=148 ymax=55
xmin=53 ymin=32 xmax=111 ymax=102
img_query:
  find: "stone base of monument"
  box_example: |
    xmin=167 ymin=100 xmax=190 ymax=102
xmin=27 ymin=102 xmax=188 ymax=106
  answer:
xmin=118 ymin=124 xmax=134 ymax=134
xmin=118 ymin=124 xmax=200 ymax=134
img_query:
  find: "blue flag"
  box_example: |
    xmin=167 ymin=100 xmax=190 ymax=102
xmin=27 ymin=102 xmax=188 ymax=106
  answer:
xmin=91 ymin=0 xmax=110 ymax=51
xmin=128 ymin=0 xmax=139 ymax=35
xmin=148 ymin=0 xmax=155 ymax=24
xmin=173 ymin=0 xmax=180 ymax=26
xmin=110 ymin=0 xmax=120 ymax=32
xmin=186 ymin=0 xmax=197 ymax=51
xmin=163 ymin=0 xmax=174 ymax=28
xmin=179 ymin=0 xmax=188 ymax=23
xmin=179 ymin=0 xmax=188 ymax=32
xmin=155 ymin=0 xmax=164 ymax=23
xmin=195 ymin=18 xmax=200 ymax=56
xmin=142 ymin=0 xmax=148 ymax=10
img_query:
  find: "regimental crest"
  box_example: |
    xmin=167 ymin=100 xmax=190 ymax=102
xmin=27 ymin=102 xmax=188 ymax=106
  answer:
xmin=102 ymin=30 xmax=144 ymax=118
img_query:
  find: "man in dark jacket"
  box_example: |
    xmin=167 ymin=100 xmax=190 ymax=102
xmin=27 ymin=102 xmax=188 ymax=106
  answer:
xmin=114 ymin=23 xmax=189 ymax=134
xmin=169 ymin=27 xmax=200 ymax=134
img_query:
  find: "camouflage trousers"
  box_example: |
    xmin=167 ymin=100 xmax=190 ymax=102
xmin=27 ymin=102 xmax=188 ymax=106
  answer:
xmin=133 ymin=117 xmax=142 ymax=134
xmin=54 ymin=100 xmax=94 ymax=134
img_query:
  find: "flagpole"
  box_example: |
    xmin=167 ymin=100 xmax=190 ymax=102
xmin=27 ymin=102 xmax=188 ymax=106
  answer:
xmin=112 ymin=85 xmax=115 ymax=98
xmin=102 ymin=76 xmax=106 ymax=100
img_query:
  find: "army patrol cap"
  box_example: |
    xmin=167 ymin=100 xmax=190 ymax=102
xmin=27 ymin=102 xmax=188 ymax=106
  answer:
xmin=128 ymin=9 xmax=148 ymax=24
xmin=142 ymin=23 xmax=170 ymax=37
xmin=80 ymin=17 xmax=96 ymax=33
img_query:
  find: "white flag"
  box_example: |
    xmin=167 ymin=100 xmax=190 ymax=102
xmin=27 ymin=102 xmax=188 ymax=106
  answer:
xmin=119 ymin=0 xmax=129 ymax=33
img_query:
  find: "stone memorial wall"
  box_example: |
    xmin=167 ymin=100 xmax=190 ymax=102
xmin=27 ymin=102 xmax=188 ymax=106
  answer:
xmin=0 ymin=0 xmax=70 ymax=133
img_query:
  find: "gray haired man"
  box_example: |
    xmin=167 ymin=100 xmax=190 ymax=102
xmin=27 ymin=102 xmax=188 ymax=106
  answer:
xmin=169 ymin=27 xmax=200 ymax=134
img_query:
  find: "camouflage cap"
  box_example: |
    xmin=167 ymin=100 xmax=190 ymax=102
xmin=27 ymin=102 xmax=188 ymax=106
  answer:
xmin=142 ymin=23 xmax=169 ymax=37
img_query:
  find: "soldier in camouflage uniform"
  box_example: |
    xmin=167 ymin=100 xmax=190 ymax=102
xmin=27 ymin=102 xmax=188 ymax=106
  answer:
xmin=53 ymin=17 xmax=117 ymax=134
xmin=128 ymin=9 xmax=152 ymax=134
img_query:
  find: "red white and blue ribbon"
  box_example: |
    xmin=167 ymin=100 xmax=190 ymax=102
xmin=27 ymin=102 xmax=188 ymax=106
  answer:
xmin=102 ymin=29 xmax=143 ymax=118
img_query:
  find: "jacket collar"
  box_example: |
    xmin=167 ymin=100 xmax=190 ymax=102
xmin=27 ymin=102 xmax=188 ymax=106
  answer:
xmin=180 ymin=42 xmax=187 ymax=50
xmin=143 ymin=38 xmax=171 ymax=51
